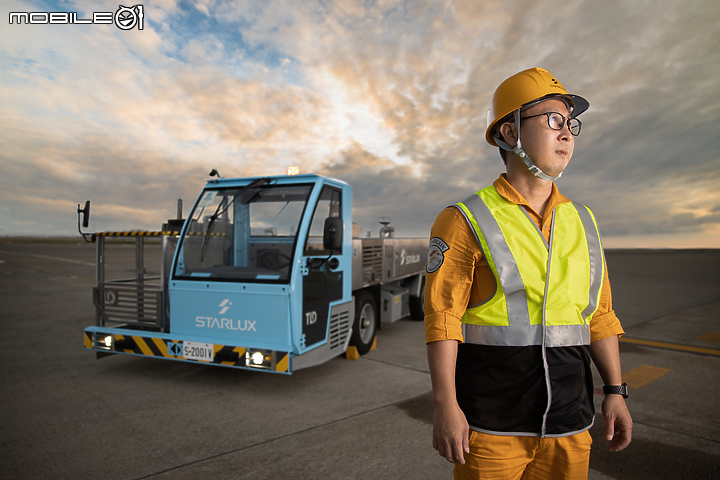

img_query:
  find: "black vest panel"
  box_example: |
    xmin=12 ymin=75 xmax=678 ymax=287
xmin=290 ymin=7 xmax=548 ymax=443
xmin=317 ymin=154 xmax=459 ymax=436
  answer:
xmin=456 ymin=343 xmax=595 ymax=435
xmin=545 ymin=345 xmax=595 ymax=435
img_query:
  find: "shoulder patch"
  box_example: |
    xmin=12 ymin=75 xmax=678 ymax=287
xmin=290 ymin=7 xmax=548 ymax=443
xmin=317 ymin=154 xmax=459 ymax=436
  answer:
xmin=426 ymin=237 xmax=450 ymax=273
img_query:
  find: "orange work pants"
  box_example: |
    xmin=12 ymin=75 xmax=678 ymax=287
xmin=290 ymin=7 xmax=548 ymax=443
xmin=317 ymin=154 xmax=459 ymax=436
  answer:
xmin=453 ymin=430 xmax=592 ymax=480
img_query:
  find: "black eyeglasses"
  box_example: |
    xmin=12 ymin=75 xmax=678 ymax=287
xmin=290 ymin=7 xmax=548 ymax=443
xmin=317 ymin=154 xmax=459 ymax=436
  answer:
xmin=521 ymin=112 xmax=582 ymax=136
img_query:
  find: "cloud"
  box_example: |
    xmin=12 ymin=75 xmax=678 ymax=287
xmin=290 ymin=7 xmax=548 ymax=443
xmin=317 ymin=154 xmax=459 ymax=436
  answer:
xmin=318 ymin=141 xmax=497 ymax=237
xmin=0 ymin=0 xmax=718 ymax=247
xmin=300 ymin=0 xmax=720 ymax=241
xmin=173 ymin=68 xmax=340 ymax=157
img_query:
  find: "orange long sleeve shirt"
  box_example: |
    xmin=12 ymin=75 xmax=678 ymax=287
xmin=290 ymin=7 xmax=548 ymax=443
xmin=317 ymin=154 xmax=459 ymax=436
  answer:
xmin=424 ymin=174 xmax=624 ymax=345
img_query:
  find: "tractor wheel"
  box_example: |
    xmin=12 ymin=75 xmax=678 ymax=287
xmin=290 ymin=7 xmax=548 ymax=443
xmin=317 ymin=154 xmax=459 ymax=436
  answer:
xmin=349 ymin=291 xmax=377 ymax=356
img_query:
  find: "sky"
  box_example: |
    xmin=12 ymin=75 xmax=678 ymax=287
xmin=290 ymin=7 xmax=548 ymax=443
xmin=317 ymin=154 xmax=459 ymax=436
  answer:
xmin=1 ymin=0 xmax=719 ymax=248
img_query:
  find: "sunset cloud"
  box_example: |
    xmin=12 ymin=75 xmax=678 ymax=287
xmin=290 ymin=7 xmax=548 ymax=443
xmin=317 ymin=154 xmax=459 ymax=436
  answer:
xmin=0 ymin=0 xmax=718 ymax=247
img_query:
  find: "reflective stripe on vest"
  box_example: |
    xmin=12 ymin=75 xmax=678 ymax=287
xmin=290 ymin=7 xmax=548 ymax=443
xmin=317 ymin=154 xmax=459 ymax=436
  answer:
xmin=455 ymin=186 xmax=605 ymax=347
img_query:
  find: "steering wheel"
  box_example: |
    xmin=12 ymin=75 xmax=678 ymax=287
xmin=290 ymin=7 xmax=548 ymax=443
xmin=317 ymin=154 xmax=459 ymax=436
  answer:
xmin=259 ymin=250 xmax=292 ymax=270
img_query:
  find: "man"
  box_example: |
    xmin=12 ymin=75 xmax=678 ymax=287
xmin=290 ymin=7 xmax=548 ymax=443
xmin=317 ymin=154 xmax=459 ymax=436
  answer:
xmin=424 ymin=67 xmax=632 ymax=479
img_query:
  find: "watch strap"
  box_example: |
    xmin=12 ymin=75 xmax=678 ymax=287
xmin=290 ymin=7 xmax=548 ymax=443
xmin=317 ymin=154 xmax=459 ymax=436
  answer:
xmin=603 ymin=383 xmax=629 ymax=399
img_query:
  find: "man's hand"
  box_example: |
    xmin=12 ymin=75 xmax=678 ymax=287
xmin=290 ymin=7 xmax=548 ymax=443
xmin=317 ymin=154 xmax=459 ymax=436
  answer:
xmin=602 ymin=394 xmax=632 ymax=452
xmin=427 ymin=340 xmax=468 ymax=464
xmin=433 ymin=402 xmax=470 ymax=464
xmin=591 ymin=335 xmax=633 ymax=452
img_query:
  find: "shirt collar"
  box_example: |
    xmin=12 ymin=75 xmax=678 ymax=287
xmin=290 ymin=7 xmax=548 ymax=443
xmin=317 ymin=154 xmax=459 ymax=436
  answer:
xmin=492 ymin=174 xmax=572 ymax=215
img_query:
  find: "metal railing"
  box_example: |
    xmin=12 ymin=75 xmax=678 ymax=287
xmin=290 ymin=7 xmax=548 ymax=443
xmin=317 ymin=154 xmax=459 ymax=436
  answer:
xmin=93 ymin=232 xmax=176 ymax=331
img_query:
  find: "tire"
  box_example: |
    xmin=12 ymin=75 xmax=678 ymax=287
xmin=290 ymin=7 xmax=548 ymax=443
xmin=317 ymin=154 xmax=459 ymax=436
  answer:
xmin=350 ymin=291 xmax=377 ymax=355
xmin=409 ymin=277 xmax=425 ymax=321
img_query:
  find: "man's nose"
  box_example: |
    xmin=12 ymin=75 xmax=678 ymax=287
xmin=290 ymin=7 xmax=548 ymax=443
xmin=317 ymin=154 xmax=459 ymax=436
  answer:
xmin=559 ymin=120 xmax=572 ymax=140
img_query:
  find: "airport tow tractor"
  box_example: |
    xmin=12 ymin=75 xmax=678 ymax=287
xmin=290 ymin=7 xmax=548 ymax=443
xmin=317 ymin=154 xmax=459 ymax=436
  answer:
xmin=78 ymin=171 xmax=427 ymax=373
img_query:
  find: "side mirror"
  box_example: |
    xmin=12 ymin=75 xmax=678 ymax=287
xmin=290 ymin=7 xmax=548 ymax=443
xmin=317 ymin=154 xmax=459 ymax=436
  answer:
xmin=323 ymin=217 xmax=343 ymax=251
xmin=78 ymin=200 xmax=91 ymax=228
xmin=77 ymin=200 xmax=95 ymax=242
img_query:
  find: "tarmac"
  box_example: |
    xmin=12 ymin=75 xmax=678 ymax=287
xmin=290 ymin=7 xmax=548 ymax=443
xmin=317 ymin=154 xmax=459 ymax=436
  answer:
xmin=0 ymin=240 xmax=718 ymax=479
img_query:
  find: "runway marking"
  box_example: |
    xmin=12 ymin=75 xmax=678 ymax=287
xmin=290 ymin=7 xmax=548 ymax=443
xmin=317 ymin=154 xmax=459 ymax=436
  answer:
xmin=622 ymin=365 xmax=671 ymax=389
xmin=619 ymin=337 xmax=720 ymax=356
xmin=694 ymin=332 xmax=720 ymax=343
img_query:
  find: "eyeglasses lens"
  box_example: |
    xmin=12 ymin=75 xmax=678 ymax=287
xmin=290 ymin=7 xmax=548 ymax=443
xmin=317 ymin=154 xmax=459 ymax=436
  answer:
xmin=569 ymin=118 xmax=581 ymax=136
xmin=548 ymin=113 xmax=564 ymax=130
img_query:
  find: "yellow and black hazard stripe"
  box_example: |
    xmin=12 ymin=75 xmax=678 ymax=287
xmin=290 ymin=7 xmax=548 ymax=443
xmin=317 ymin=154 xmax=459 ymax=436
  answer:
xmin=96 ymin=231 xmax=168 ymax=237
xmin=84 ymin=331 xmax=289 ymax=372
xmin=95 ymin=231 xmax=225 ymax=237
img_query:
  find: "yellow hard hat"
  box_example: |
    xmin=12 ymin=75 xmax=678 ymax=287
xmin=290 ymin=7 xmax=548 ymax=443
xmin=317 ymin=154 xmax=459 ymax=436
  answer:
xmin=485 ymin=67 xmax=589 ymax=147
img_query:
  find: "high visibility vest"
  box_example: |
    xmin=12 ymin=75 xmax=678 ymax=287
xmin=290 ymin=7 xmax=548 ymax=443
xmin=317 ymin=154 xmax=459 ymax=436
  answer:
xmin=453 ymin=185 xmax=605 ymax=437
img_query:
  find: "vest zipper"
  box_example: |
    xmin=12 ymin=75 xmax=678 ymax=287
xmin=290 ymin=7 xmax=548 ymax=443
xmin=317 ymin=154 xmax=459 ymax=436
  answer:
xmin=539 ymin=209 xmax=556 ymax=437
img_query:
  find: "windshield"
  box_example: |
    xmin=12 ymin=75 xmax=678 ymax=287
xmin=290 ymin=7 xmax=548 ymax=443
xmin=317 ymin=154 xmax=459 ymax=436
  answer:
xmin=173 ymin=183 xmax=312 ymax=283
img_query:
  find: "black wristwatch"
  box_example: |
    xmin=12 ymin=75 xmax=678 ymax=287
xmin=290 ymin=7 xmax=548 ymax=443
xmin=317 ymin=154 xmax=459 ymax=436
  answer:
xmin=603 ymin=383 xmax=629 ymax=399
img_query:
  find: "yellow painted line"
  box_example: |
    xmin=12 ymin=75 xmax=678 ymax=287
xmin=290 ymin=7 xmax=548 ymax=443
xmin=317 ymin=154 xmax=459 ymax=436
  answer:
xmin=620 ymin=337 xmax=720 ymax=356
xmin=622 ymin=365 xmax=671 ymax=389
xmin=695 ymin=332 xmax=720 ymax=343
xmin=133 ymin=336 xmax=155 ymax=357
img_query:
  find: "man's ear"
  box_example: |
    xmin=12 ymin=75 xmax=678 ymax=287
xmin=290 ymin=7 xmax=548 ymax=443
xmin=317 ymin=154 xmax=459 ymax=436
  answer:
xmin=499 ymin=121 xmax=518 ymax=147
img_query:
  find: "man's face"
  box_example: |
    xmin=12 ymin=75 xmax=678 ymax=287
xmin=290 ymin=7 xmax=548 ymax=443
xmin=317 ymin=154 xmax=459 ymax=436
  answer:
xmin=504 ymin=98 xmax=575 ymax=178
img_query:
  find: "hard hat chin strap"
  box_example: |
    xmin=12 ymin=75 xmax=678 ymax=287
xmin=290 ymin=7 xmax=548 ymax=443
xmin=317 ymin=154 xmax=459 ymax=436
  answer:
xmin=495 ymin=109 xmax=562 ymax=182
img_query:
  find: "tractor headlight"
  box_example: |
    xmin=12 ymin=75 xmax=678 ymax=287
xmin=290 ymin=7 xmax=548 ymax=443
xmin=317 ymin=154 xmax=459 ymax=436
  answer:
xmin=94 ymin=334 xmax=113 ymax=350
xmin=245 ymin=349 xmax=273 ymax=369
xmin=251 ymin=351 xmax=264 ymax=365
